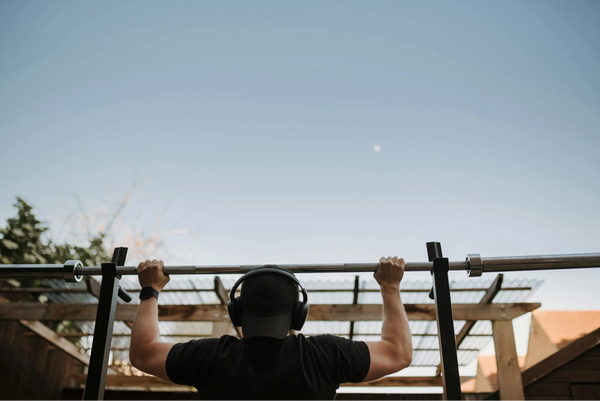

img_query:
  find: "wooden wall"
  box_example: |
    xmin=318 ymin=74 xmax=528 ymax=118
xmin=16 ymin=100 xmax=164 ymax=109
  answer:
xmin=524 ymin=344 xmax=600 ymax=400
xmin=524 ymin=314 xmax=558 ymax=369
xmin=0 ymin=320 xmax=84 ymax=400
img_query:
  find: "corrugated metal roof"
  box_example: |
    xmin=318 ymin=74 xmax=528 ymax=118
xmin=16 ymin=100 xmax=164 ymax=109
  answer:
xmin=37 ymin=275 xmax=542 ymax=369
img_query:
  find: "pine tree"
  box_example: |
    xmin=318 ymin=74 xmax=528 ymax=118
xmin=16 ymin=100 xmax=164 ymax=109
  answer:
xmin=0 ymin=197 xmax=53 ymax=264
xmin=0 ymin=197 xmax=110 ymax=266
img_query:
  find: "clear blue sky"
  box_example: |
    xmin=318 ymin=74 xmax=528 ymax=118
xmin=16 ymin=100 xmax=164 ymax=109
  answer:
xmin=1 ymin=0 xmax=599 ymax=317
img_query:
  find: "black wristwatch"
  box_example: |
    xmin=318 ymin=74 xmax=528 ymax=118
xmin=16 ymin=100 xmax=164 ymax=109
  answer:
xmin=139 ymin=287 xmax=160 ymax=301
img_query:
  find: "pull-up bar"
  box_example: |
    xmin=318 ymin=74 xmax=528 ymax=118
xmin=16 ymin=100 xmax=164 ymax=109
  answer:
xmin=0 ymin=252 xmax=599 ymax=282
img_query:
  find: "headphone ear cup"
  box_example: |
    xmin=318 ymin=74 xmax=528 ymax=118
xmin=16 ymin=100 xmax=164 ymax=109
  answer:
xmin=227 ymin=298 xmax=242 ymax=327
xmin=291 ymin=302 xmax=309 ymax=331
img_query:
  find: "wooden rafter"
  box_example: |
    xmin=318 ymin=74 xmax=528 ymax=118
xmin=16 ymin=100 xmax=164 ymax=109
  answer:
xmin=0 ymin=302 xmax=540 ymax=321
xmin=348 ymin=275 xmax=360 ymax=340
xmin=493 ymin=320 xmax=525 ymax=400
xmin=86 ymin=277 xmax=102 ymax=299
xmin=71 ymin=373 xmax=476 ymax=388
xmin=58 ymin=332 xmax=493 ymax=338
xmin=99 ymin=346 xmax=483 ymax=353
xmin=213 ymin=277 xmax=240 ymax=337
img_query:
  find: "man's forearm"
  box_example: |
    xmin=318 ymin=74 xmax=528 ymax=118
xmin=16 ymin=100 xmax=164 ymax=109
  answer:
xmin=130 ymin=298 xmax=161 ymax=363
xmin=380 ymin=285 xmax=412 ymax=363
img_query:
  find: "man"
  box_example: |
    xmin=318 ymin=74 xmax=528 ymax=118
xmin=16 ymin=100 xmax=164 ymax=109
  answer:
xmin=130 ymin=257 xmax=412 ymax=399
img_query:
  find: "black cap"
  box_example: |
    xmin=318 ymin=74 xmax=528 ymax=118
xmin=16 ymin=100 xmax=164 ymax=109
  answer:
xmin=239 ymin=266 xmax=299 ymax=338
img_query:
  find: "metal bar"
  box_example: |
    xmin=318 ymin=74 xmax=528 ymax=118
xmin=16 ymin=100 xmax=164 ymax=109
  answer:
xmin=1 ymin=252 xmax=599 ymax=278
xmin=0 ymin=286 xmax=533 ymax=294
xmin=348 ymin=275 xmax=360 ymax=340
xmin=428 ymin=243 xmax=462 ymax=401
xmin=84 ymin=248 xmax=127 ymax=400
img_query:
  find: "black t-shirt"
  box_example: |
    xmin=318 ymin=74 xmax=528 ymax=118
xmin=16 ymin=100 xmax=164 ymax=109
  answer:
xmin=166 ymin=334 xmax=371 ymax=399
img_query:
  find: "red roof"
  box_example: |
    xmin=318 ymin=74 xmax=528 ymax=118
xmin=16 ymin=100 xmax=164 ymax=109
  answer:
xmin=533 ymin=310 xmax=600 ymax=349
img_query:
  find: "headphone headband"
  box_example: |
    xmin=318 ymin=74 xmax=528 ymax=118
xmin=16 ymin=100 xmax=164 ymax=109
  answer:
xmin=229 ymin=266 xmax=307 ymax=304
xmin=227 ymin=265 xmax=310 ymax=330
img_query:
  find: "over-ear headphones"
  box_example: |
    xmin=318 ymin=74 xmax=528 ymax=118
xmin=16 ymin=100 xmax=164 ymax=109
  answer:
xmin=227 ymin=266 xmax=309 ymax=331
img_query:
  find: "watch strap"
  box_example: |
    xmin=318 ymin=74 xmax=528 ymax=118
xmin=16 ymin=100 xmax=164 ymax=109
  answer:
xmin=139 ymin=287 xmax=160 ymax=300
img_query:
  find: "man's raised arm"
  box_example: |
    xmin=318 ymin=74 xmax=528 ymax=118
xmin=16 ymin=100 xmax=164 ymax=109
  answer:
xmin=363 ymin=256 xmax=413 ymax=382
xmin=129 ymin=259 xmax=175 ymax=382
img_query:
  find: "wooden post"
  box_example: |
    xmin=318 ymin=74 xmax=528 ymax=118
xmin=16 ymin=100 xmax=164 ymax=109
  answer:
xmin=214 ymin=277 xmax=241 ymax=337
xmin=212 ymin=321 xmax=231 ymax=337
xmin=492 ymin=320 xmax=524 ymax=400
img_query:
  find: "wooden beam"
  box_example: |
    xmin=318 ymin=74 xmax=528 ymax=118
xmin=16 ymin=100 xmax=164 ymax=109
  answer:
xmin=73 ymin=373 xmax=175 ymax=388
xmin=309 ymin=303 xmax=539 ymax=321
xmin=102 ymin=346 xmax=482 ymax=352
xmin=212 ymin=321 xmax=231 ymax=336
xmin=86 ymin=277 xmax=102 ymax=298
xmin=18 ymin=320 xmax=91 ymax=365
xmin=0 ymin=288 xmax=90 ymax=293
xmin=213 ymin=277 xmax=229 ymax=304
xmin=72 ymin=373 xmax=476 ymax=388
xmin=214 ymin=276 xmax=241 ymax=337
xmin=0 ymin=303 xmax=228 ymax=321
xmin=59 ymin=331 xmax=493 ymax=338
xmin=60 ymin=332 xmax=214 ymax=338
xmin=456 ymin=274 xmax=503 ymax=345
xmin=493 ymin=320 xmax=524 ymax=400
xmin=346 ymin=375 xmax=476 ymax=387
xmin=0 ymin=302 xmax=540 ymax=321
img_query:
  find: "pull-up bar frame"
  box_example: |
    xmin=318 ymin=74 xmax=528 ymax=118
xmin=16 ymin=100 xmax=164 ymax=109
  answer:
xmin=1 ymin=246 xmax=599 ymax=401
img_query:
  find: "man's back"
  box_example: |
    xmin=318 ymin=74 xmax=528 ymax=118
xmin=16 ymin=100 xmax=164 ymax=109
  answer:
xmin=166 ymin=334 xmax=370 ymax=400
xmin=130 ymin=258 xmax=412 ymax=399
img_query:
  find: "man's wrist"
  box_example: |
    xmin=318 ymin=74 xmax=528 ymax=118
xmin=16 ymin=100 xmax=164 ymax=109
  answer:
xmin=139 ymin=287 xmax=160 ymax=301
xmin=379 ymin=282 xmax=400 ymax=292
xmin=139 ymin=284 xmax=163 ymax=291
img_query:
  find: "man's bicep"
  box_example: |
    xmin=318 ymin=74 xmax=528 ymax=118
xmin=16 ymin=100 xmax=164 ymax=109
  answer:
xmin=363 ymin=341 xmax=406 ymax=382
xmin=133 ymin=341 xmax=175 ymax=382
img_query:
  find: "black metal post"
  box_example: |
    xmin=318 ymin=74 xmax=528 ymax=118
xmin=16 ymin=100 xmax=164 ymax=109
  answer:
xmin=427 ymin=242 xmax=462 ymax=400
xmin=83 ymin=247 xmax=128 ymax=400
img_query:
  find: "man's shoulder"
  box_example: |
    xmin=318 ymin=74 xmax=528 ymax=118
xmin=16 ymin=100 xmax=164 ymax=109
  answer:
xmin=303 ymin=334 xmax=355 ymax=347
xmin=171 ymin=335 xmax=238 ymax=353
xmin=305 ymin=333 xmax=350 ymax=341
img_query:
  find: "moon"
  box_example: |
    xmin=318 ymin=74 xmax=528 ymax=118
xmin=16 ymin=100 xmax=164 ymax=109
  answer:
xmin=374 ymin=144 xmax=382 ymax=153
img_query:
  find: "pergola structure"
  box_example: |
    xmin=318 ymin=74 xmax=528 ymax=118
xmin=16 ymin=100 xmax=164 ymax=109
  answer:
xmin=0 ymin=271 xmax=542 ymax=399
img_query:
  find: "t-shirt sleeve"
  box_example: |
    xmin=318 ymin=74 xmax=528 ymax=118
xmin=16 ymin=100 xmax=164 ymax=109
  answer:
xmin=311 ymin=335 xmax=371 ymax=384
xmin=165 ymin=338 xmax=220 ymax=386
